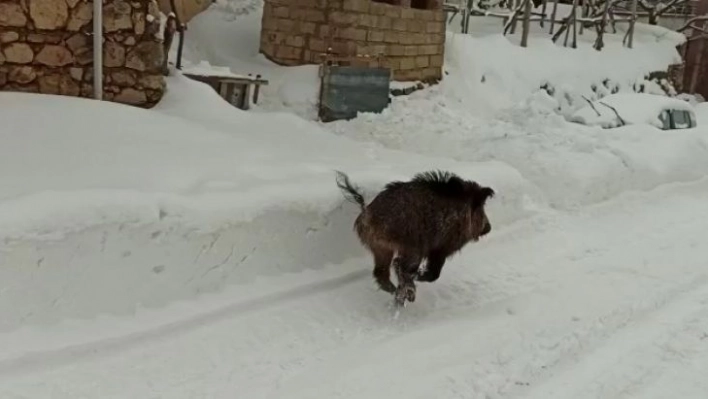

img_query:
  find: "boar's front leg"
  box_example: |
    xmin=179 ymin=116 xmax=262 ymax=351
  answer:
xmin=417 ymin=250 xmax=446 ymax=283
xmin=393 ymin=252 xmax=422 ymax=306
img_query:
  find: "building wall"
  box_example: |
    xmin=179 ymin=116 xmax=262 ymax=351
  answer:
xmin=260 ymin=0 xmax=446 ymax=82
xmin=0 ymin=0 xmax=166 ymax=107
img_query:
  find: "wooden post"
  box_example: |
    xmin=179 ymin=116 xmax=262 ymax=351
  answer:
xmin=627 ymin=0 xmax=637 ymax=48
xmin=549 ymin=0 xmax=559 ymax=33
xmin=571 ymin=0 xmax=578 ymax=48
xmin=594 ymin=0 xmax=611 ymax=51
xmin=521 ymin=0 xmax=533 ymax=47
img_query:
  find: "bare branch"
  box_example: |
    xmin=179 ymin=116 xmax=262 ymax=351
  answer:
xmin=637 ymin=0 xmax=654 ymax=12
xmin=677 ymin=14 xmax=708 ymax=32
xmin=598 ymin=101 xmax=627 ymax=126
xmin=582 ymin=95 xmax=601 ymax=116
xmin=655 ymin=0 xmax=688 ymax=15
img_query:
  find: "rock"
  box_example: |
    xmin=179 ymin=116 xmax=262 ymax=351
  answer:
xmin=29 ymin=0 xmax=69 ymax=29
xmin=8 ymin=66 xmax=37 ymax=83
xmin=61 ymin=75 xmax=80 ymax=95
xmin=7 ymin=83 xmax=39 ymax=93
xmin=0 ymin=70 xmax=6 ymax=85
xmin=103 ymin=41 xmax=125 ymax=67
xmin=76 ymin=49 xmax=93 ymax=65
xmin=0 ymin=3 xmax=27 ymax=27
xmin=104 ymin=0 xmax=132 ymax=32
xmin=124 ymin=36 xmax=136 ymax=46
xmin=0 ymin=31 xmax=20 ymax=43
xmin=36 ymin=45 xmax=74 ymax=66
xmin=38 ymin=73 xmax=60 ymax=94
xmin=67 ymin=2 xmax=92 ymax=31
xmin=3 ymin=43 xmax=34 ymax=64
xmin=111 ymin=70 xmax=136 ymax=86
xmin=65 ymin=0 xmax=80 ymax=8
xmin=27 ymin=33 xmax=45 ymax=43
xmin=148 ymin=0 xmax=159 ymax=20
xmin=139 ymin=74 xmax=164 ymax=90
xmin=132 ymin=12 xmax=145 ymax=35
xmin=45 ymin=34 xmax=63 ymax=44
xmin=146 ymin=89 xmax=163 ymax=104
xmin=0 ymin=52 xmax=4 ymax=65
xmin=80 ymin=82 xmax=92 ymax=96
xmin=83 ymin=67 xmax=92 ymax=81
xmin=125 ymin=41 xmax=163 ymax=71
xmin=114 ymin=87 xmax=147 ymax=104
xmin=66 ymin=33 xmax=88 ymax=52
xmin=69 ymin=67 xmax=82 ymax=80
xmin=39 ymin=73 xmax=80 ymax=95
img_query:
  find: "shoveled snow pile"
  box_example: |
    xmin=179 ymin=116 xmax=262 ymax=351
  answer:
xmin=0 ymin=77 xmax=534 ymax=332
xmin=569 ymin=92 xmax=696 ymax=128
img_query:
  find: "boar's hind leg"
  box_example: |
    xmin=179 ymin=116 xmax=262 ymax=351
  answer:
xmin=394 ymin=253 xmax=423 ymax=305
xmin=372 ymin=247 xmax=396 ymax=294
xmin=417 ymin=250 xmax=446 ymax=283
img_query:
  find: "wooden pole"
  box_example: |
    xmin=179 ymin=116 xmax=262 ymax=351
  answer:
xmin=594 ymin=0 xmax=611 ymax=50
xmin=628 ymin=0 xmax=637 ymax=48
xmin=549 ymin=0 xmax=559 ymax=33
xmin=521 ymin=0 xmax=533 ymax=47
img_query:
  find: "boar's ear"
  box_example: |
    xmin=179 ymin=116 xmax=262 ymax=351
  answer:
xmin=471 ymin=186 xmax=495 ymax=209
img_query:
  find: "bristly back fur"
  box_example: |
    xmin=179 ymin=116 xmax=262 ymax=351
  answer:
xmin=410 ymin=170 xmax=469 ymax=198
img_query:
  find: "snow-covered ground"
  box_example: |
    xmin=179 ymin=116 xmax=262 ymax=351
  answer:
xmin=3 ymin=174 xmax=708 ymax=398
xmin=2 ymin=0 xmax=708 ymax=397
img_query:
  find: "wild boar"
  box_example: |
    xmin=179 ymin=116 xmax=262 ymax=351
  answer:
xmin=335 ymin=170 xmax=495 ymax=307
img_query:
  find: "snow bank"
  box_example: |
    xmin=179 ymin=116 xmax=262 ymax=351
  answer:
xmin=329 ymin=85 xmax=708 ymax=210
xmin=0 ymin=78 xmax=534 ymax=332
xmin=443 ymin=29 xmax=683 ymax=116
xmin=570 ymin=92 xmax=696 ymax=128
xmin=326 ymin=28 xmax=708 ymax=209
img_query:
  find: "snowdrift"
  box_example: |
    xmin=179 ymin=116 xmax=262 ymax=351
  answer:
xmin=0 ymin=77 xmax=533 ymax=333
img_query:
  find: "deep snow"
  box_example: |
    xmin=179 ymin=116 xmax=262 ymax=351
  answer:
xmin=2 ymin=0 xmax=708 ymax=397
xmin=2 ymin=176 xmax=708 ymax=398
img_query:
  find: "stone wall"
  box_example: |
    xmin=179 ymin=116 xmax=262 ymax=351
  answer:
xmin=0 ymin=0 xmax=165 ymax=107
xmin=260 ymin=0 xmax=446 ymax=82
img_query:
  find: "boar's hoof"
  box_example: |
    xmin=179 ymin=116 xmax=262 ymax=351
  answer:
xmin=395 ymin=284 xmax=416 ymax=305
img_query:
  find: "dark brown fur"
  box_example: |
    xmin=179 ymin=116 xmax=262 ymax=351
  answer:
xmin=335 ymin=170 xmax=494 ymax=307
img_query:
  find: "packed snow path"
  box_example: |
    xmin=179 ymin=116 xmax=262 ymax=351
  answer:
xmin=3 ymin=178 xmax=708 ymax=398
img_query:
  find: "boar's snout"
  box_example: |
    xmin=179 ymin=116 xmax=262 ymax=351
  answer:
xmin=481 ymin=220 xmax=491 ymax=236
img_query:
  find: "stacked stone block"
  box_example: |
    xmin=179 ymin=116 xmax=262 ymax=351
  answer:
xmin=260 ymin=0 xmax=446 ymax=82
xmin=0 ymin=0 xmax=166 ymax=107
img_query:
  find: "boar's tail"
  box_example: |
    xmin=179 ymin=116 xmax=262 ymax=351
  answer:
xmin=335 ymin=170 xmax=366 ymax=210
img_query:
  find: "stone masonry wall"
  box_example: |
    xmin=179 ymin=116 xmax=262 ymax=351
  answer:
xmin=0 ymin=0 xmax=165 ymax=107
xmin=260 ymin=0 xmax=446 ymax=82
